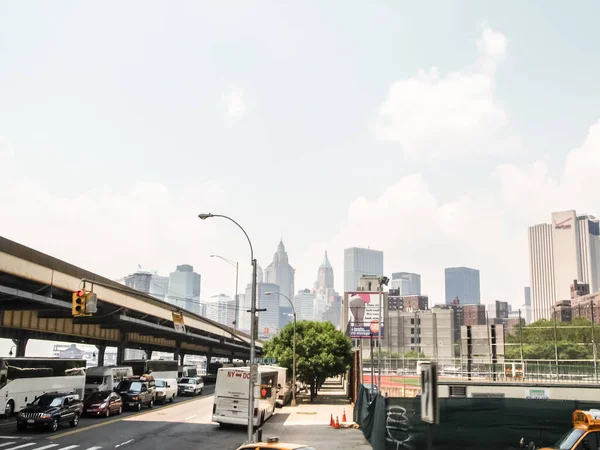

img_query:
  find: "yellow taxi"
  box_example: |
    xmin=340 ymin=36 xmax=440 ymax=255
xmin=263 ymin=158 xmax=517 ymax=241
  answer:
xmin=236 ymin=437 xmax=316 ymax=450
xmin=522 ymin=409 xmax=600 ymax=450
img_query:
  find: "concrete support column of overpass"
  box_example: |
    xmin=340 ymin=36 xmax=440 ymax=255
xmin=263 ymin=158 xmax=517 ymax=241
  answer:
xmin=146 ymin=350 xmax=153 ymax=361
xmin=12 ymin=338 xmax=27 ymax=357
xmin=116 ymin=334 xmax=127 ymax=365
xmin=173 ymin=343 xmax=184 ymax=366
xmin=96 ymin=345 xmax=106 ymax=367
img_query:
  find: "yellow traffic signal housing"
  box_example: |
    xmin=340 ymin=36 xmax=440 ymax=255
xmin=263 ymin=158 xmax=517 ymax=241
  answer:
xmin=72 ymin=289 xmax=87 ymax=316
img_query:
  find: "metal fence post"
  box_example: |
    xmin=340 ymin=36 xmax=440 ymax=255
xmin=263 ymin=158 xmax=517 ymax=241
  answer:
xmin=592 ymin=300 xmax=597 ymax=382
xmin=553 ymin=307 xmax=559 ymax=381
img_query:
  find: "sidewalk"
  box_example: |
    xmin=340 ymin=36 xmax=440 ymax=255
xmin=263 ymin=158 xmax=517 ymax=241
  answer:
xmin=260 ymin=379 xmax=372 ymax=449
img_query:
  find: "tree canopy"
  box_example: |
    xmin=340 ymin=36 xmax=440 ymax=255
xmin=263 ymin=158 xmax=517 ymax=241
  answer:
xmin=263 ymin=320 xmax=353 ymax=400
xmin=505 ymin=317 xmax=596 ymax=360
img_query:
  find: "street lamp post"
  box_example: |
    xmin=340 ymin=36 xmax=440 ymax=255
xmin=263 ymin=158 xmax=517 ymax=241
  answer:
xmin=198 ymin=213 xmax=258 ymax=443
xmin=377 ymin=276 xmax=389 ymax=392
xmin=265 ymin=291 xmax=297 ymax=407
xmin=210 ymin=255 xmax=239 ymax=329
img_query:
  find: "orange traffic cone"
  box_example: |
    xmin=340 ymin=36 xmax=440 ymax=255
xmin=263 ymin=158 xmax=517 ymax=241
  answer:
xmin=330 ymin=413 xmax=335 ymax=427
xmin=342 ymin=410 xmax=347 ymax=422
xmin=335 ymin=416 xmax=340 ymax=429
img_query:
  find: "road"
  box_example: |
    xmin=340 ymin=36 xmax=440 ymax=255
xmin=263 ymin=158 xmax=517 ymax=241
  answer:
xmin=0 ymin=386 xmax=249 ymax=450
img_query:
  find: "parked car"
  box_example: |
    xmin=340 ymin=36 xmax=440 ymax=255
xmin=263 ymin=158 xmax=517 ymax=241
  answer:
xmin=83 ymin=390 xmax=123 ymax=417
xmin=16 ymin=392 xmax=83 ymax=432
xmin=178 ymin=377 xmax=204 ymax=396
xmin=154 ymin=378 xmax=177 ymax=404
xmin=115 ymin=376 xmax=155 ymax=411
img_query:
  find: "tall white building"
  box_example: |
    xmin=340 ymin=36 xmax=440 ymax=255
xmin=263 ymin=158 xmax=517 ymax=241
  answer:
xmin=390 ymin=272 xmax=421 ymax=295
xmin=264 ymin=240 xmax=295 ymax=307
xmin=121 ymin=270 xmax=169 ymax=301
xmin=166 ymin=264 xmax=201 ymax=315
xmin=316 ymin=251 xmax=334 ymax=290
xmin=293 ymin=289 xmax=315 ymax=321
xmin=203 ymin=294 xmax=235 ymax=327
xmin=529 ymin=210 xmax=600 ymax=321
xmin=344 ymin=247 xmax=384 ymax=292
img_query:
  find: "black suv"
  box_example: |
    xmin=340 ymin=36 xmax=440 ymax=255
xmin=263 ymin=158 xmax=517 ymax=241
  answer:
xmin=17 ymin=392 xmax=83 ymax=432
xmin=116 ymin=377 xmax=155 ymax=411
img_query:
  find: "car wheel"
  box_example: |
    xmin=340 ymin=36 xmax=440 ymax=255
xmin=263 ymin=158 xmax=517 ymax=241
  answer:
xmin=148 ymin=399 xmax=154 ymax=409
xmin=4 ymin=400 xmax=14 ymax=418
xmin=118 ymin=406 xmax=122 ymax=415
xmin=105 ymin=408 xmax=110 ymax=418
xmin=16 ymin=422 xmax=26 ymax=431
xmin=51 ymin=418 xmax=59 ymax=432
xmin=70 ymin=414 xmax=79 ymax=428
xmin=136 ymin=403 xmax=141 ymax=412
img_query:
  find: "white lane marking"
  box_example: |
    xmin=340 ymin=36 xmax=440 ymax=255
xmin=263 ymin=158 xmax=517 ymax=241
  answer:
xmin=0 ymin=439 xmax=16 ymax=440
xmin=86 ymin=447 xmax=102 ymax=450
xmin=4 ymin=444 xmax=36 ymax=450
xmin=55 ymin=446 xmax=79 ymax=450
xmin=31 ymin=445 xmax=59 ymax=450
xmin=184 ymin=415 xmax=196 ymax=421
xmin=115 ymin=439 xmax=134 ymax=448
xmin=0 ymin=443 xmax=16 ymax=448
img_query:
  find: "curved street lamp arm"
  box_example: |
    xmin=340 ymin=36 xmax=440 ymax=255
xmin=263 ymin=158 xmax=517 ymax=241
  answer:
xmin=199 ymin=213 xmax=254 ymax=263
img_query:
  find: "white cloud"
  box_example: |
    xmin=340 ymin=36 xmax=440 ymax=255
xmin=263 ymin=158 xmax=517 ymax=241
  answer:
xmin=297 ymin=119 xmax=600 ymax=308
xmin=372 ymin=26 xmax=514 ymax=160
xmin=221 ymin=89 xmax=247 ymax=123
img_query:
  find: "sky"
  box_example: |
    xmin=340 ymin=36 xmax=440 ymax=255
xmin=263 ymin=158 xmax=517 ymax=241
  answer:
xmin=2 ymin=1 xmax=600 ymax=354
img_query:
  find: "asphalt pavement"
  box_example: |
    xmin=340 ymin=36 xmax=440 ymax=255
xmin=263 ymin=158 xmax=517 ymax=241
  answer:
xmin=0 ymin=385 xmax=250 ymax=450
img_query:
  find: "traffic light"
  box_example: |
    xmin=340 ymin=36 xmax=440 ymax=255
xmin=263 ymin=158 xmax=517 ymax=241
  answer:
xmin=72 ymin=289 xmax=86 ymax=316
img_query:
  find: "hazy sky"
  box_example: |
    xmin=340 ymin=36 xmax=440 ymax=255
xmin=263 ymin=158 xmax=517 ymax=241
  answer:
xmin=2 ymin=1 xmax=600 ymax=356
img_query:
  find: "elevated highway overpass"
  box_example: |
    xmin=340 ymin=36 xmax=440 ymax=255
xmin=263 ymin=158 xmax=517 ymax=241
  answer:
xmin=0 ymin=236 xmax=262 ymax=364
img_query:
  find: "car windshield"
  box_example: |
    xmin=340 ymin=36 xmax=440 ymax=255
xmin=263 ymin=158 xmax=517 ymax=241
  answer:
xmin=155 ymin=380 xmax=166 ymax=387
xmin=32 ymin=396 xmax=63 ymax=408
xmin=87 ymin=392 xmax=108 ymax=402
xmin=550 ymin=429 xmax=585 ymax=449
xmin=117 ymin=381 xmax=142 ymax=392
xmin=180 ymin=378 xmax=194 ymax=384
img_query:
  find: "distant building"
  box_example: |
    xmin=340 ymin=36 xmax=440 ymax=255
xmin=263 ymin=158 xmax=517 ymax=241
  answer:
xmin=571 ymin=280 xmax=590 ymax=299
xmin=387 ymin=308 xmax=455 ymax=360
xmin=390 ymin=272 xmax=421 ymax=295
xmin=316 ymin=251 xmax=334 ymax=290
xmin=529 ymin=210 xmax=600 ymax=321
xmin=495 ymin=301 xmax=509 ymax=320
xmin=322 ymin=294 xmax=342 ymax=329
xmin=244 ymin=281 xmax=280 ymax=339
xmin=293 ymin=289 xmax=316 ymax=321
xmin=463 ymin=304 xmax=486 ymax=326
xmin=554 ymin=300 xmax=573 ymax=322
xmin=461 ymin=324 xmax=505 ymax=364
xmin=445 ymin=267 xmax=480 ymax=305
xmin=387 ymin=290 xmax=428 ymax=312
xmin=203 ymin=294 xmax=235 ymax=327
xmin=344 ymin=247 xmax=383 ymax=292
xmin=121 ymin=270 xmax=169 ymax=301
xmin=524 ymin=286 xmax=532 ymax=324
xmin=166 ymin=264 xmax=201 ymax=315
xmin=264 ymin=240 xmax=295 ymax=308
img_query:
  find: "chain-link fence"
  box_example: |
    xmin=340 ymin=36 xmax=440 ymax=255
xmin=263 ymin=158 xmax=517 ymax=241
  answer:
xmin=360 ymin=310 xmax=600 ymax=395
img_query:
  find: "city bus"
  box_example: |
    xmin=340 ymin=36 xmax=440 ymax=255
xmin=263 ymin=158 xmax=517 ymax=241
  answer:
xmin=212 ymin=366 xmax=279 ymax=427
xmin=0 ymin=357 xmax=86 ymax=417
xmin=122 ymin=359 xmax=178 ymax=380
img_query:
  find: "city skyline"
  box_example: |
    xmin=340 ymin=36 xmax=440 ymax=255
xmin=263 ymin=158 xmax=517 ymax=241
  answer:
xmin=3 ymin=1 xmax=600 ymax=357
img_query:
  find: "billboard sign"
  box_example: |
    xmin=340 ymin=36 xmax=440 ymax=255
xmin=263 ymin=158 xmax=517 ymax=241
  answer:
xmin=348 ymin=292 xmax=384 ymax=338
xmin=172 ymin=312 xmax=186 ymax=333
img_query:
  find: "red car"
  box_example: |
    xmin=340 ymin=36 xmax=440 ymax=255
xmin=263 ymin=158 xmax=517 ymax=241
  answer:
xmin=83 ymin=391 xmax=123 ymax=418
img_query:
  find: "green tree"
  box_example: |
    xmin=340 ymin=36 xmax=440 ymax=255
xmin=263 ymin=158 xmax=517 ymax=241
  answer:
xmin=263 ymin=321 xmax=353 ymax=401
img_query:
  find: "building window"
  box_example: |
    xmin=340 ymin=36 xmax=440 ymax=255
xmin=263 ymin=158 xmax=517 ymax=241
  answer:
xmin=410 ymin=328 xmax=415 ymax=334
xmin=410 ymin=338 xmax=415 ymax=344
xmin=410 ymin=318 xmax=414 ymax=325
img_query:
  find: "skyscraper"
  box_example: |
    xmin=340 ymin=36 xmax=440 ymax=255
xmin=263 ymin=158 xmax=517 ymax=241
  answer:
xmin=445 ymin=267 xmax=480 ymax=305
xmin=529 ymin=210 xmax=600 ymax=321
xmin=293 ymin=288 xmax=316 ymax=321
xmin=203 ymin=294 xmax=235 ymax=327
xmin=166 ymin=264 xmax=201 ymax=315
xmin=344 ymin=247 xmax=384 ymax=292
xmin=316 ymin=251 xmax=334 ymax=290
xmin=121 ymin=270 xmax=169 ymax=301
xmin=245 ymin=281 xmax=280 ymax=339
xmin=264 ymin=240 xmax=295 ymax=307
xmin=390 ymin=272 xmax=421 ymax=295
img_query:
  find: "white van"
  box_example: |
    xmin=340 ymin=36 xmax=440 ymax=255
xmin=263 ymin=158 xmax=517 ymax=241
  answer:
xmin=212 ymin=366 xmax=278 ymax=427
xmin=85 ymin=366 xmax=133 ymax=396
xmin=260 ymin=366 xmax=291 ymax=407
xmin=154 ymin=378 xmax=178 ymax=404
